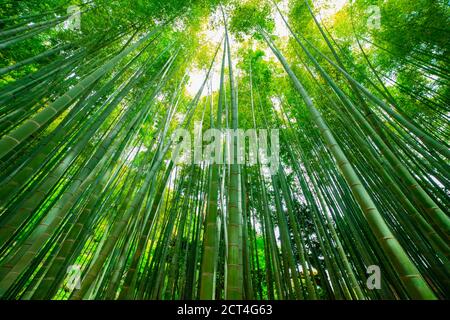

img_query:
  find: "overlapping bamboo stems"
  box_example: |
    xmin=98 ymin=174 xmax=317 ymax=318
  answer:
xmin=0 ymin=50 xmax=179 ymax=298
xmin=251 ymin=80 xmax=317 ymax=299
xmin=278 ymin=58 xmax=446 ymax=298
xmin=0 ymin=26 xmax=166 ymax=160
xmin=260 ymin=22 xmax=437 ymax=298
xmin=272 ymin=0 xmax=450 ymax=239
xmin=0 ymin=47 xmax=175 ymax=248
xmin=220 ymin=9 xmax=244 ymax=300
xmin=284 ymin=46 xmax=449 ymax=273
xmin=199 ymin=37 xmax=226 ymax=299
xmin=66 ymin=38 xmax=221 ymax=299
xmin=0 ymin=40 xmax=166 ymax=222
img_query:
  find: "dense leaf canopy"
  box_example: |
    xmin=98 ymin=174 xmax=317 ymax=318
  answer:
xmin=0 ymin=0 xmax=448 ymax=300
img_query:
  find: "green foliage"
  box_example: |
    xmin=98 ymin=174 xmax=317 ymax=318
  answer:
xmin=0 ymin=0 xmax=448 ymax=301
xmin=229 ymin=1 xmax=274 ymax=40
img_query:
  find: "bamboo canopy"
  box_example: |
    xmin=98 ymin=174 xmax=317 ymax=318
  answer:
xmin=0 ymin=0 xmax=448 ymax=300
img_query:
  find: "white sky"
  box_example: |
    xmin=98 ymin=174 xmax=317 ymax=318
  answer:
xmin=316 ymin=0 xmax=348 ymax=21
xmin=186 ymin=8 xmax=224 ymax=97
xmin=185 ymin=68 xmax=219 ymax=98
xmin=273 ymin=0 xmax=290 ymax=38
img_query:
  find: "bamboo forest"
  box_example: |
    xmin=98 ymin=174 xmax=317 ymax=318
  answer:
xmin=0 ymin=0 xmax=448 ymax=301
